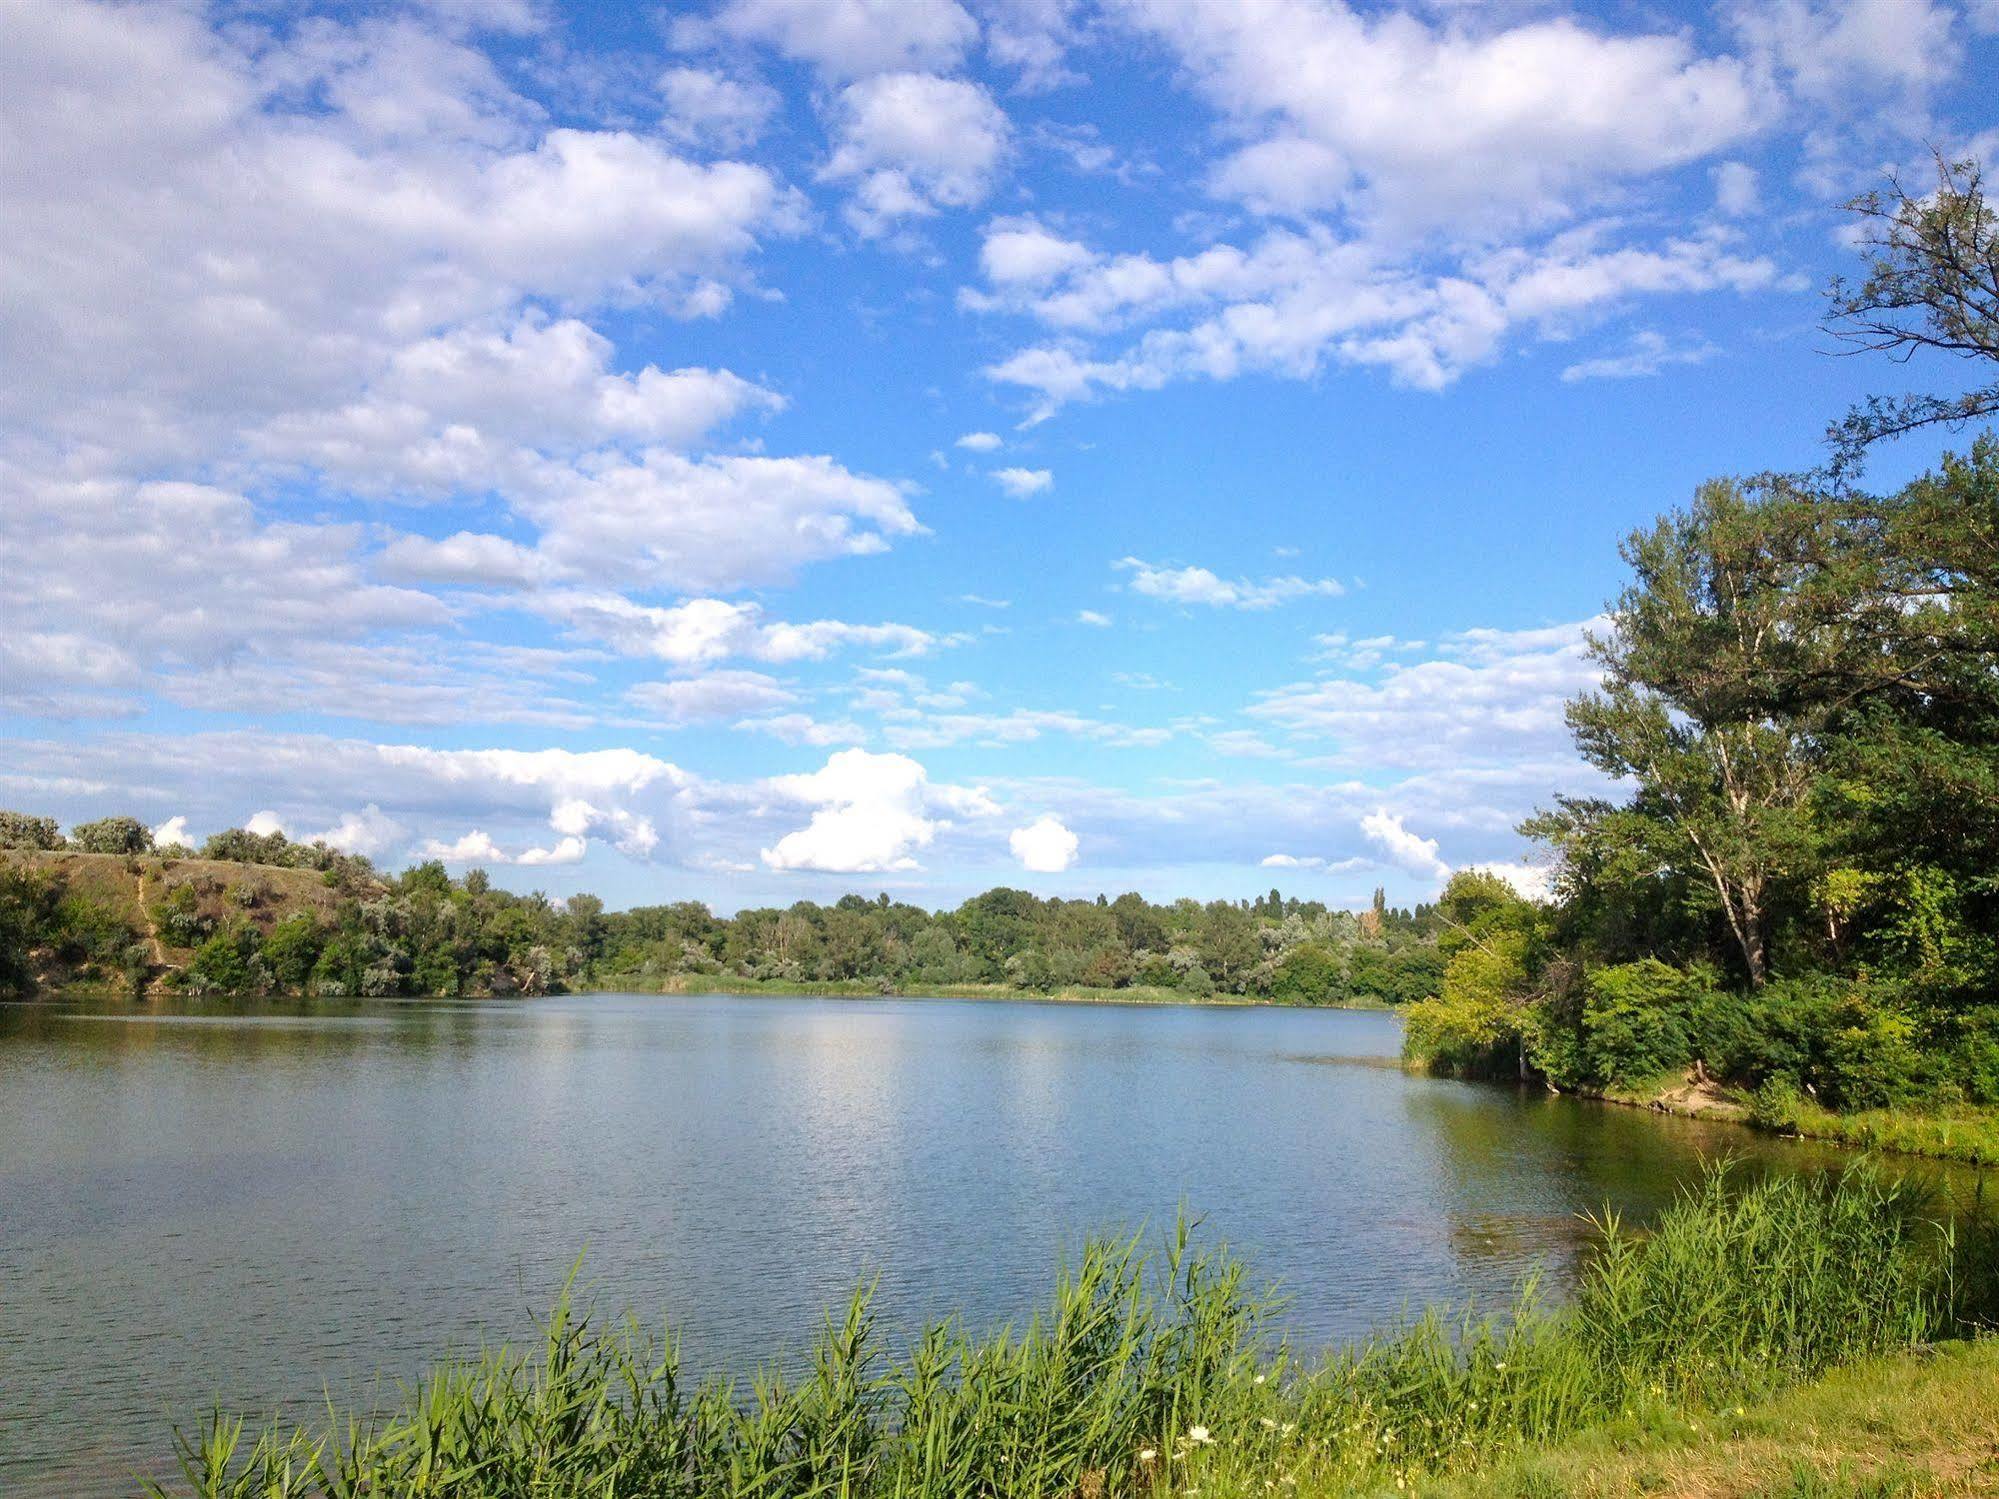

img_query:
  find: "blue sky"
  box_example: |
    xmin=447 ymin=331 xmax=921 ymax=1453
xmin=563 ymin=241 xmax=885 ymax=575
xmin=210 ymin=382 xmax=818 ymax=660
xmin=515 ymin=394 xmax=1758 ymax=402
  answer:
xmin=3 ymin=0 xmax=1995 ymax=911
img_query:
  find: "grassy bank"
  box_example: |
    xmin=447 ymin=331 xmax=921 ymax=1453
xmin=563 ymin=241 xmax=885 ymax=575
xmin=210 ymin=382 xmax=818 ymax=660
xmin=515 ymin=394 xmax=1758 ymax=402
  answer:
xmin=1579 ymin=1069 xmax=1999 ymax=1170
xmin=149 ymin=1167 xmax=1994 ymax=1498
xmin=1427 ymin=1337 xmax=1999 ymax=1497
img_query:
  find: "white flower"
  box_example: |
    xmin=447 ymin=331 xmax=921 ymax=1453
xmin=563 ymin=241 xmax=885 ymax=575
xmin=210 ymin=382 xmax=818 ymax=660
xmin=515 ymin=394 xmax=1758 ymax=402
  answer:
xmin=1139 ymin=1449 xmax=1157 ymax=1463
xmin=1187 ymin=1425 xmax=1215 ymax=1445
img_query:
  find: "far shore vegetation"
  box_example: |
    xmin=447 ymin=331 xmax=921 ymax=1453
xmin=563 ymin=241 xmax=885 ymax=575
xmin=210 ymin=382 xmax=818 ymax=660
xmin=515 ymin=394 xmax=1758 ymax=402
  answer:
xmin=146 ymin=1167 xmax=1999 ymax=1499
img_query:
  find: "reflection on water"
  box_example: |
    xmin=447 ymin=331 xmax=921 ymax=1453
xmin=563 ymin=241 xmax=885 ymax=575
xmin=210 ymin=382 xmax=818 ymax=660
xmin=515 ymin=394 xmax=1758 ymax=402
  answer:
xmin=0 ymin=993 xmax=1980 ymax=1496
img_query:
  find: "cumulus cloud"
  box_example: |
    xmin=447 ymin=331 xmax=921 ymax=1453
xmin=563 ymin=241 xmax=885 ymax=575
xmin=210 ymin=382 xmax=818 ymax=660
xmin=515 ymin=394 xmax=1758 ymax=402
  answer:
xmin=977 ymin=217 xmax=1096 ymax=285
xmin=518 ymin=452 xmax=923 ymax=595
xmin=1113 ymin=0 xmax=1767 ymax=233
xmin=992 ymin=466 xmax=1053 ymax=496
xmin=821 ymin=73 xmax=1010 ymax=232
xmin=956 ymin=430 xmax=1003 ymax=450
xmin=1731 ymin=0 xmax=1959 ymax=106
xmin=659 ymin=66 xmax=781 ymax=150
xmin=1119 ymin=557 xmax=1344 ymax=609
xmin=1359 ymin=809 xmax=1450 ymax=883
xmin=760 ymin=748 xmax=997 ymax=872
xmin=257 ymin=315 xmax=784 ymax=496
xmin=696 ymin=0 xmax=978 ymax=78
xmin=1010 ymin=813 xmax=1079 ymax=872
xmin=3 ymin=0 xmax=797 ymax=464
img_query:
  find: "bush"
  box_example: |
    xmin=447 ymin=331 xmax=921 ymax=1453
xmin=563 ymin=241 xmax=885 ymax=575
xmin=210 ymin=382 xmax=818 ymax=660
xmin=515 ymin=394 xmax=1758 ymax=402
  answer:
xmin=69 ymin=815 xmax=153 ymax=855
xmin=184 ymin=921 xmax=269 ymax=996
xmin=1574 ymin=959 xmax=1705 ymax=1088
xmin=1692 ymin=976 xmax=1929 ymax=1112
xmin=1270 ymin=941 xmax=1342 ymax=1004
xmin=0 ymin=811 xmax=62 ymax=850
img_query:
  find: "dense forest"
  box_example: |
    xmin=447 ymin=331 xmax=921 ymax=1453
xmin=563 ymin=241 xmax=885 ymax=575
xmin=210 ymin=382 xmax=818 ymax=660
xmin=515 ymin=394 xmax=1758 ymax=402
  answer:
xmin=0 ymin=817 xmax=1445 ymax=1006
xmin=1406 ymin=157 xmax=1999 ymax=1135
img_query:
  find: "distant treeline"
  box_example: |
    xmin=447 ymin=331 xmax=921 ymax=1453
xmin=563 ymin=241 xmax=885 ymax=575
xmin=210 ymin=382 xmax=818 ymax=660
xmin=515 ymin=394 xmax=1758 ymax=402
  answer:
xmin=0 ymin=817 xmax=1444 ymax=1006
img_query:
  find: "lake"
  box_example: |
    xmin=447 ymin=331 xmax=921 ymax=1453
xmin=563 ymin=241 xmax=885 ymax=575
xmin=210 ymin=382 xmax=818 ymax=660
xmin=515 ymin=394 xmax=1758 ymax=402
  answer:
xmin=0 ymin=992 xmax=1933 ymax=1495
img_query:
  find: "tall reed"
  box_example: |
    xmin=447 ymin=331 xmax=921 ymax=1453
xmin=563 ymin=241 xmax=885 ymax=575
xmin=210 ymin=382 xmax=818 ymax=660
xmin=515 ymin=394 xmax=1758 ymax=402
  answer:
xmin=145 ymin=1166 xmax=1994 ymax=1499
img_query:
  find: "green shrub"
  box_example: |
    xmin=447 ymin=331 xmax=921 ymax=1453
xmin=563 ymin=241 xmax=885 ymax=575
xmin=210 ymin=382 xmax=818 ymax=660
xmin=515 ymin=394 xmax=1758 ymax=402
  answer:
xmin=68 ymin=815 xmax=153 ymax=855
xmin=1575 ymin=959 xmax=1705 ymax=1088
xmin=184 ymin=921 xmax=269 ymax=996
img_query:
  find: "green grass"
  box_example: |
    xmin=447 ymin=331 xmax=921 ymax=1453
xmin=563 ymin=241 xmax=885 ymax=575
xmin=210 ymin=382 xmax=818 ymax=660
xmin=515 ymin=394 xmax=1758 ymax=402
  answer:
xmin=1423 ymin=1337 xmax=1999 ymax=1498
xmin=1754 ymin=1095 xmax=1999 ymax=1170
xmin=146 ymin=1166 xmax=1996 ymax=1498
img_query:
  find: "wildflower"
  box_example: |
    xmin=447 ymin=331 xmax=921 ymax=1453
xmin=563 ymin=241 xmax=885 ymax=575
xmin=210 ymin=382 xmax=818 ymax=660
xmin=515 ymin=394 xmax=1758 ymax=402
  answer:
xmin=1188 ymin=1425 xmax=1215 ymax=1446
xmin=1260 ymin=1418 xmax=1278 ymax=1430
xmin=1139 ymin=1449 xmax=1157 ymax=1463
xmin=1254 ymin=1374 xmax=1267 ymax=1385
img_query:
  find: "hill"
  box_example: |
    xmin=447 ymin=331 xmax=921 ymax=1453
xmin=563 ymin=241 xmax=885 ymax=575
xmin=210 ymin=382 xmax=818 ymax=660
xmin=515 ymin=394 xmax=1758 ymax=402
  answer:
xmin=0 ymin=848 xmax=381 ymax=994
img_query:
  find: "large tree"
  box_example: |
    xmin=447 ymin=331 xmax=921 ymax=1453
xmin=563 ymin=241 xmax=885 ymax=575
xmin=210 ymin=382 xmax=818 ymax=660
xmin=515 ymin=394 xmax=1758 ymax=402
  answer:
xmin=1825 ymin=153 xmax=1999 ymax=477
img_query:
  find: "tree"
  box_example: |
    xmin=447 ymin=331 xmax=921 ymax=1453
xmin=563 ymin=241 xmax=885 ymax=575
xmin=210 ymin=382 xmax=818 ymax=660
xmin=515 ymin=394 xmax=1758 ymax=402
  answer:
xmin=0 ymin=812 xmax=62 ymax=851
xmin=1549 ymin=479 xmax=1845 ymax=986
xmin=1826 ymin=154 xmax=1999 ymax=476
xmin=69 ymin=815 xmax=154 ymax=855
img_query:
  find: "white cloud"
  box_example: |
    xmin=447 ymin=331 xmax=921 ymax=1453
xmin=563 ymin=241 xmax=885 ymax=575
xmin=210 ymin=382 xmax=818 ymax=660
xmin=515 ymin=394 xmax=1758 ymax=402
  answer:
xmin=518 ymin=452 xmax=923 ymax=594
xmin=879 ymin=708 xmax=1169 ymax=751
xmin=0 ymin=470 xmax=448 ymax=717
xmin=311 ymin=804 xmax=408 ymax=857
xmin=761 ymin=748 xmax=996 ymax=872
xmin=1711 ymin=160 xmax=1760 ymax=216
xmin=659 ymin=66 xmax=781 ymax=150
xmin=539 ymin=592 xmax=946 ymax=668
xmin=151 ymin=816 xmax=192 ymax=849
xmin=1731 ymin=0 xmax=1959 ymax=105
xmin=1359 ymin=809 xmax=1450 ymax=883
xmin=735 ymin=712 xmax=869 ymax=747
xmin=1076 ymin=610 xmax=1113 ymax=627
xmin=628 ymin=670 xmax=798 ymax=720
xmin=992 ymin=466 xmax=1053 ymax=496
xmin=1010 ymin=813 xmax=1079 ymax=872
xmin=1248 ymin=618 xmax=1604 ymax=770
xmin=697 ymin=0 xmax=978 ymax=78
xmin=1114 ymin=0 xmax=1767 ymax=234
xmin=982 ymin=222 xmax=1780 ymax=414
xmin=257 ymin=315 xmax=783 ymax=496
xmin=1561 ymin=330 xmax=1719 ymax=382
xmin=377 ymin=531 xmax=548 ymax=588
xmin=821 ymin=73 xmax=1010 ymax=232
xmin=978 ymin=217 xmax=1097 ymax=284
xmin=2 ymin=0 xmax=797 ymax=466
xmin=1119 ymin=557 xmax=1344 ymax=609
xmin=955 ymin=430 xmax=1003 ymax=451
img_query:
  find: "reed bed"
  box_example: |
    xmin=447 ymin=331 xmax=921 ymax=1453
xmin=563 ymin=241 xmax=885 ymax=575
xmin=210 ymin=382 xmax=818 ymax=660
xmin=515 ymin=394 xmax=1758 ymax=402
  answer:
xmin=148 ymin=1166 xmax=1994 ymax=1499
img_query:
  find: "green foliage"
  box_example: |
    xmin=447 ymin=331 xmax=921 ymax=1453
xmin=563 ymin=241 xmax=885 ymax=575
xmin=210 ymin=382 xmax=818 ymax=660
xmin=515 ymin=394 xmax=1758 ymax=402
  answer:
xmin=69 ymin=814 xmax=153 ymax=855
xmin=0 ymin=811 xmax=63 ymax=851
xmin=184 ymin=921 xmax=269 ymax=996
xmin=148 ymin=1168 xmax=1995 ymax=1499
xmin=1572 ymin=959 xmax=1706 ymax=1089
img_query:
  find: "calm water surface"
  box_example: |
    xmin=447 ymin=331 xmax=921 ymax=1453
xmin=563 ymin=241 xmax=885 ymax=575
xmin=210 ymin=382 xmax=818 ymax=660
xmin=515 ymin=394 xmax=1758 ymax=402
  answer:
xmin=0 ymin=993 xmax=1953 ymax=1494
